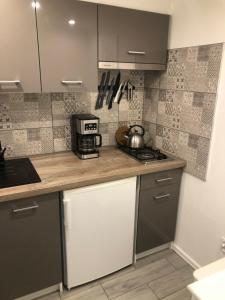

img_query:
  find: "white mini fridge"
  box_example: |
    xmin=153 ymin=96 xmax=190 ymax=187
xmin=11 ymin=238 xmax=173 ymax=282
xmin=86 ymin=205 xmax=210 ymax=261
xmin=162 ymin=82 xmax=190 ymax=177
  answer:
xmin=62 ymin=177 xmax=137 ymax=289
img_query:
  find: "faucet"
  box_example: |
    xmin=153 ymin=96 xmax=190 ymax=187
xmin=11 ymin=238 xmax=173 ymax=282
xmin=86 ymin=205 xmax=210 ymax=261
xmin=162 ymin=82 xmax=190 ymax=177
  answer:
xmin=0 ymin=141 xmax=6 ymax=165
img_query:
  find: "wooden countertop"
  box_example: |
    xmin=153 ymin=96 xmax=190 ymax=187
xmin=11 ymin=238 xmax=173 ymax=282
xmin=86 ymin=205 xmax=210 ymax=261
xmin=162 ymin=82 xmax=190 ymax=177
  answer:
xmin=0 ymin=147 xmax=186 ymax=203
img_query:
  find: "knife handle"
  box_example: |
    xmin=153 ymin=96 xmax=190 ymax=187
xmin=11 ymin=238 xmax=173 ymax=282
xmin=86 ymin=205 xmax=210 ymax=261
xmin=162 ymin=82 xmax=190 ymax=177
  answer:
xmin=108 ymin=98 xmax=113 ymax=110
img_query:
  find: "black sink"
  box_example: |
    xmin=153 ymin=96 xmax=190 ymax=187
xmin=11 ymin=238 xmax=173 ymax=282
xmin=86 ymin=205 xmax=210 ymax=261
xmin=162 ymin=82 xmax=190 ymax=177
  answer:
xmin=0 ymin=158 xmax=41 ymax=189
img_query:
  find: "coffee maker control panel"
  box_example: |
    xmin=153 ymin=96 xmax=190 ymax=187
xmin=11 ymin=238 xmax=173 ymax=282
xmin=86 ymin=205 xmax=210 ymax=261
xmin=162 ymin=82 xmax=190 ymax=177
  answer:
xmin=85 ymin=123 xmax=97 ymax=131
xmin=76 ymin=119 xmax=99 ymax=135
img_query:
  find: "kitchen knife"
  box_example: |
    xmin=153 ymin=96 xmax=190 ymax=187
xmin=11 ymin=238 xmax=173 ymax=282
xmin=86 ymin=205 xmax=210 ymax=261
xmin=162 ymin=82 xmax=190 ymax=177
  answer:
xmin=127 ymin=81 xmax=135 ymax=101
xmin=108 ymin=71 xmax=121 ymax=110
xmin=99 ymin=71 xmax=110 ymax=109
xmin=130 ymin=82 xmax=134 ymax=101
xmin=118 ymin=81 xmax=128 ymax=104
xmin=127 ymin=81 xmax=132 ymax=101
xmin=106 ymin=77 xmax=115 ymax=105
xmin=95 ymin=72 xmax=106 ymax=110
xmin=114 ymin=82 xmax=124 ymax=103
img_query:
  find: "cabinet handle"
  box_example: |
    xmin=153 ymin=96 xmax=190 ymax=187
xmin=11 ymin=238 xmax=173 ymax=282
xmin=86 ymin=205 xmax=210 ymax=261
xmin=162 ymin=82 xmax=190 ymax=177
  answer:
xmin=61 ymin=80 xmax=83 ymax=85
xmin=63 ymin=199 xmax=72 ymax=240
xmin=128 ymin=51 xmax=146 ymax=55
xmin=155 ymin=177 xmax=173 ymax=183
xmin=153 ymin=194 xmax=171 ymax=200
xmin=12 ymin=203 xmax=39 ymax=213
xmin=0 ymin=80 xmax=20 ymax=84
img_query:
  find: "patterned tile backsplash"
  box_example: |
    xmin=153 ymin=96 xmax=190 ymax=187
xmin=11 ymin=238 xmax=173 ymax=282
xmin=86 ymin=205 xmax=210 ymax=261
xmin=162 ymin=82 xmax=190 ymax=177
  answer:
xmin=0 ymin=44 xmax=222 ymax=181
xmin=143 ymin=43 xmax=223 ymax=180
xmin=0 ymin=71 xmax=144 ymax=157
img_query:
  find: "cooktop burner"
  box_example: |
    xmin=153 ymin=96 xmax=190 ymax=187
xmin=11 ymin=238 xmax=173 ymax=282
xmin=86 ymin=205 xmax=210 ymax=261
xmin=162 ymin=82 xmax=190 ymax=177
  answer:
xmin=0 ymin=158 xmax=41 ymax=189
xmin=119 ymin=145 xmax=168 ymax=163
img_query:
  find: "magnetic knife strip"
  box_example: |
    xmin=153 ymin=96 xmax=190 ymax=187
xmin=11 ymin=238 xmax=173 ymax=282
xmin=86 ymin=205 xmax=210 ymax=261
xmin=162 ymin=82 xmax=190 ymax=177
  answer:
xmin=95 ymin=71 xmax=135 ymax=110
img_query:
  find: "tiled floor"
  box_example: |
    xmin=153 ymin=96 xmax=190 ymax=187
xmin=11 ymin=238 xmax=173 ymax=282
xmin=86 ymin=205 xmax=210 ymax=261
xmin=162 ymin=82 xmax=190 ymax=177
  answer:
xmin=38 ymin=249 xmax=194 ymax=300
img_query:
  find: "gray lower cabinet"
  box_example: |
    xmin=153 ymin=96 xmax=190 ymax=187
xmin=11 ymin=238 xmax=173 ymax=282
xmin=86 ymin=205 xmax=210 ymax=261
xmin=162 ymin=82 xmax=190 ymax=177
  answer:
xmin=98 ymin=5 xmax=169 ymax=65
xmin=136 ymin=168 xmax=182 ymax=254
xmin=0 ymin=0 xmax=41 ymax=93
xmin=36 ymin=0 xmax=98 ymax=93
xmin=0 ymin=193 xmax=62 ymax=300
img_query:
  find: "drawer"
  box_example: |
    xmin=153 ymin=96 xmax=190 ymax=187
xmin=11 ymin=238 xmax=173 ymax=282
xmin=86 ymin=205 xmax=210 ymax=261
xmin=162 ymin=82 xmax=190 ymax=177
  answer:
xmin=136 ymin=184 xmax=180 ymax=253
xmin=140 ymin=168 xmax=182 ymax=190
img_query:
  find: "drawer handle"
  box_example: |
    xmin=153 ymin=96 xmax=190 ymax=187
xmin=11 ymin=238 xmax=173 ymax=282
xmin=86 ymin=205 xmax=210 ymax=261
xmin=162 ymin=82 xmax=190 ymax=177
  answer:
xmin=61 ymin=80 xmax=83 ymax=85
xmin=155 ymin=177 xmax=173 ymax=183
xmin=0 ymin=80 xmax=21 ymax=84
xmin=12 ymin=203 xmax=39 ymax=213
xmin=128 ymin=51 xmax=146 ymax=55
xmin=153 ymin=193 xmax=171 ymax=200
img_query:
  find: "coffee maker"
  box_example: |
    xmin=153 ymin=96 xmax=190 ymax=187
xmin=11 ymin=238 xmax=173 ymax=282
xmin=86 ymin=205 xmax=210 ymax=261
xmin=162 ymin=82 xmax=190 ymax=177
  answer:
xmin=71 ymin=114 xmax=102 ymax=159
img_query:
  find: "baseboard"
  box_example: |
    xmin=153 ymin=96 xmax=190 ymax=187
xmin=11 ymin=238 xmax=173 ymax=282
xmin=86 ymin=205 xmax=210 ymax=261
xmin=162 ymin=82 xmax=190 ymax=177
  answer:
xmin=136 ymin=243 xmax=171 ymax=260
xmin=171 ymin=243 xmax=201 ymax=270
xmin=15 ymin=284 xmax=60 ymax=300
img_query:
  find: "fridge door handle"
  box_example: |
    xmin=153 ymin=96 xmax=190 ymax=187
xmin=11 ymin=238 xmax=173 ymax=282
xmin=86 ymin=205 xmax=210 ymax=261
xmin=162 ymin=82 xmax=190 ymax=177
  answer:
xmin=64 ymin=199 xmax=72 ymax=239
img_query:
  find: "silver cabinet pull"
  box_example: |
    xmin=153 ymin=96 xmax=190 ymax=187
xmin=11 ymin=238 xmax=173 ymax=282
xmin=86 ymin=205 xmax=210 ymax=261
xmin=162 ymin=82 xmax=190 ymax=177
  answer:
xmin=153 ymin=194 xmax=171 ymax=200
xmin=0 ymin=80 xmax=21 ymax=84
xmin=61 ymin=80 xmax=83 ymax=85
xmin=128 ymin=51 xmax=146 ymax=55
xmin=155 ymin=177 xmax=173 ymax=183
xmin=12 ymin=203 xmax=39 ymax=213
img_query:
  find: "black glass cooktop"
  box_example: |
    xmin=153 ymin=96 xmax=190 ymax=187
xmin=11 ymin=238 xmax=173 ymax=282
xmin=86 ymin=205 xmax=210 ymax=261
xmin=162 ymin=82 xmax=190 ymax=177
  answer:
xmin=0 ymin=158 xmax=41 ymax=189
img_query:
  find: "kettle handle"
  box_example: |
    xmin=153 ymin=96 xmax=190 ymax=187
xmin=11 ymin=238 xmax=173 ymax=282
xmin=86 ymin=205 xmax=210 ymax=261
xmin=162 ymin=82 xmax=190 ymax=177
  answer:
xmin=129 ymin=125 xmax=145 ymax=136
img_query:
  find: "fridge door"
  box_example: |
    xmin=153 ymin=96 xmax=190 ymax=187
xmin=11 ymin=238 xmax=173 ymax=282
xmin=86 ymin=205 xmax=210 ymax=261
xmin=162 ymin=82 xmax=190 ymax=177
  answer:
xmin=63 ymin=177 xmax=136 ymax=288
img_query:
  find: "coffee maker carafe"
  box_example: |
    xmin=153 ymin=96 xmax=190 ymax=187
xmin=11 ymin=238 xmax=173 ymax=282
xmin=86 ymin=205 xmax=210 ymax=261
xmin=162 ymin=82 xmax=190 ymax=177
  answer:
xmin=71 ymin=114 xmax=102 ymax=159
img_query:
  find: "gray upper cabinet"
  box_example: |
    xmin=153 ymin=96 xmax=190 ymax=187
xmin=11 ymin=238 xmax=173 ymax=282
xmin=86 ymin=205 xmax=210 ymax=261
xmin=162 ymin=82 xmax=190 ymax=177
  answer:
xmin=0 ymin=0 xmax=41 ymax=93
xmin=98 ymin=5 xmax=169 ymax=65
xmin=36 ymin=0 xmax=98 ymax=93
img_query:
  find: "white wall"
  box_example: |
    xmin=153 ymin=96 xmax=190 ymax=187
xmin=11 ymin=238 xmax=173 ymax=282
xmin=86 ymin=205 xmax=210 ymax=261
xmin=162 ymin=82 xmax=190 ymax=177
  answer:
xmin=170 ymin=0 xmax=225 ymax=266
xmin=80 ymin=0 xmax=172 ymax=14
xmin=169 ymin=0 xmax=225 ymax=48
xmin=81 ymin=0 xmax=225 ymax=266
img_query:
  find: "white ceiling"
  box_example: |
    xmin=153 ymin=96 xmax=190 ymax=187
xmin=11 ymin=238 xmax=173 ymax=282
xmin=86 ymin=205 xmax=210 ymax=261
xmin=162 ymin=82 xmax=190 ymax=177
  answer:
xmin=79 ymin=0 xmax=173 ymax=14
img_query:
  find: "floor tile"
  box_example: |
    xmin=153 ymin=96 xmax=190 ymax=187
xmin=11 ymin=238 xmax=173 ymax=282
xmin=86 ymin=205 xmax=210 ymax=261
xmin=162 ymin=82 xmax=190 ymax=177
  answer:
xmin=113 ymin=285 xmax=158 ymax=300
xmin=161 ymin=288 xmax=191 ymax=300
xmin=135 ymin=249 xmax=173 ymax=269
xmin=149 ymin=266 xmax=194 ymax=299
xmin=100 ymin=265 xmax=135 ymax=284
xmin=102 ymin=259 xmax=175 ymax=299
xmin=61 ymin=284 xmax=108 ymax=300
xmin=166 ymin=252 xmax=188 ymax=270
xmin=37 ymin=292 xmax=60 ymax=300
xmin=61 ymin=280 xmax=99 ymax=298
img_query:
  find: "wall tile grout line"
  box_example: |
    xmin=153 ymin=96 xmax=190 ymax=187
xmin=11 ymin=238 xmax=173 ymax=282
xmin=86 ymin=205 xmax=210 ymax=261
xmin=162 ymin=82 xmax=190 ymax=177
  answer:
xmin=148 ymin=86 xmax=217 ymax=96
xmin=155 ymin=123 xmax=212 ymax=141
xmin=50 ymin=93 xmax=55 ymax=153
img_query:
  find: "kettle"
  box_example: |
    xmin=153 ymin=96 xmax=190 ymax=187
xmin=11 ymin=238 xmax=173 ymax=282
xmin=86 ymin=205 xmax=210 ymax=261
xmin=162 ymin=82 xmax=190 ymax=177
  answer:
xmin=0 ymin=141 xmax=6 ymax=166
xmin=125 ymin=125 xmax=145 ymax=149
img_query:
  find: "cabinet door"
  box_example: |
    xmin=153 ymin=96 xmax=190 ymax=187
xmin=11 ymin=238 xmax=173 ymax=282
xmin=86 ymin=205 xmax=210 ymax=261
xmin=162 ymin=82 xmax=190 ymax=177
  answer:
xmin=136 ymin=184 xmax=180 ymax=254
xmin=0 ymin=193 xmax=62 ymax=300
xmin=63 ymin=177 xmax=136 ymax=288
xmin=0 ymin=0 xmax=41 ymax=93
xmin=36 ymin=0 xmax=98 ymax=93
xmin=98 ymin=5 xmax=169 ymax=64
